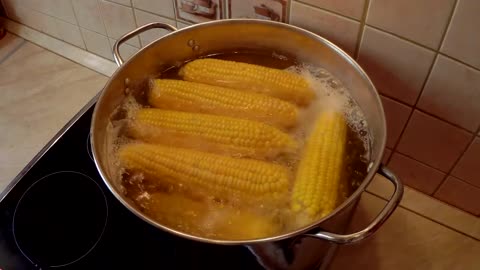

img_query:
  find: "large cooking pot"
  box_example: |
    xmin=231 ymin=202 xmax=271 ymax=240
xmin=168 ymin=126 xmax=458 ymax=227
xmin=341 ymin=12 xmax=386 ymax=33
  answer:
xmin=91 ymin=20 xmax=403 ymax=246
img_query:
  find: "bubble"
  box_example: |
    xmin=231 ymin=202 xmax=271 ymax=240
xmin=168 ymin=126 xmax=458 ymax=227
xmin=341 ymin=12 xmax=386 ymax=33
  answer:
xmin=287 ymin=63 xmax=371 ymax=160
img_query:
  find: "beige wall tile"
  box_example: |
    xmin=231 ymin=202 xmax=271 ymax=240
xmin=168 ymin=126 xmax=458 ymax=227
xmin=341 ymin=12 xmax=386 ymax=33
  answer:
xmin=388 ymin=152 xmax=445 ymax=194
xmin=80 ymin=28 xmax=113 ymax=60
xmin=176 ymin=21 xmax=192 ymax=29
xmin=28 ymin=0 xmax=77 ymax=25
xmin=49 ymin=0 xmax=77 ymax=24
xmin=56 ymin=20 xmax=85 ymax=49
xmin=382 ymin=148 xmax=392 ymax=164
xmin=0 ymin=33 xmax=24 ymax=62
xmin=133 ymin=9 xmax=176 ymax=47
xmin=2 ymin=17 xmax=117 ymax=76
xmin=418 ymin=56 xmax=480 ymax=132
xmin=452 ymin=137 xmax=480 ymax=188
xmin=25 ymin=9 xmax=62 ymax=39
xmin=435 ymin=176 xmax=480 ymax=215
xmin=330 ymin=193 xmax=480 ymax=269
xmin=367 ymin=174 xmax=480 ymax=240
xmin=290 ymin=2 xmax=360 ymax=56
xmin=99 ymin=0 xmax=140 ymax=48
xmin=24 ymin=0 xmax=52 ymax=17
xmin=108 ymin=38 xmax=139 ymax=62
xmin=108 ymin=0 xmax=132 ymax=6
xmin=4 ymin=2 xmax=61 ymax=38
xmin=358 ymin=27 xmax=435 ymax=105
xmin=397 ymin=110 xmax=472 ymax=172
xmin=366 ymin=0 xmax=456 ymax=49
xmin=133 ymin=0 xmax=176 ymax=19
xmin=21 ymin=0 xmax=42 ymax=9
xmin=72 ymin=0 xmax=107 ymax=35
xmin=380 ymin=95 xmax=411 ymax=148
xmin=299 ymin=0 xmax=365 ymax=19
xmin=441 ymin=0 xmax=480 ymax=69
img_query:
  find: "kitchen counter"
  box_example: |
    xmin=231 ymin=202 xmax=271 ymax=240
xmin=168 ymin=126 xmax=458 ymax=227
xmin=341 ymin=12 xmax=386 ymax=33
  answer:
xmin=0 ymin=31 xmax=479 ymax=270
xmin=0 ymin=33 xmax=107 ymax=191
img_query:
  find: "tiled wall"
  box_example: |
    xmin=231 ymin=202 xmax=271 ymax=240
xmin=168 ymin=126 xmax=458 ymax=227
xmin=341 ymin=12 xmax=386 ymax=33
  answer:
xmin=1 ymin=0 xmax=479 ymax=216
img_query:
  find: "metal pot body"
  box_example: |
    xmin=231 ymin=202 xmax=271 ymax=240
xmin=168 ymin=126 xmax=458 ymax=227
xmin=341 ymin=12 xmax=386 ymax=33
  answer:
xmin=91 ymin=20 xmax=403 ymax=246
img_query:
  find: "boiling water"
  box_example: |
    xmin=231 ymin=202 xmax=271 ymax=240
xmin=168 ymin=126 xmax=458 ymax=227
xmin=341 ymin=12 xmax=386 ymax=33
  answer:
xmin=111 ymin=51 xmax=370 ymax=240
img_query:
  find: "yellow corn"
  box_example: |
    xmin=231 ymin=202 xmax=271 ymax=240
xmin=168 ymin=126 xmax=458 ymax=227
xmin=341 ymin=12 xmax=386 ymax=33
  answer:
xmin=119 ymin=143 xmax=290 ymax=203
xmin=129 ymin=108 xmax=297 ymax=158
xmin=140 ymin=192 xmax=280 ymax=240
xmin=291 ymin=110 xmax=347 ymax=222
xmin=179 ymin=58 xmax=315 ymax=105
xmin=149 ymin=79 xmax=298 ymax=129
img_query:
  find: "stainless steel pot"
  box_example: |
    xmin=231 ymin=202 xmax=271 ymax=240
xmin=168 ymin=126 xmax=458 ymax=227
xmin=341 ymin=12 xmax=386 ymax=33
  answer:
xmin=91 ymin=20 xmax=403 ymax=246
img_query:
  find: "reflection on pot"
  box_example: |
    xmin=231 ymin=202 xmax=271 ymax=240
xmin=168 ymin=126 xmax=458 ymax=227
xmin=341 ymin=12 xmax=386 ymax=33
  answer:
xmin=181 ymin=0 xmax=217 ymax=19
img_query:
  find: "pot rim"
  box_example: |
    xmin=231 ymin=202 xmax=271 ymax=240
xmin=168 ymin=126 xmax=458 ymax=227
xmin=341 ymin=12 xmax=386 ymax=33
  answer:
xmin=91 ymin=19 xmax=388 ymax=245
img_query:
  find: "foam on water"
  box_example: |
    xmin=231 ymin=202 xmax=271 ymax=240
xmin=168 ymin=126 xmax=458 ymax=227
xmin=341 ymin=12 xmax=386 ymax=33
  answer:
xmin=287 ymin=64 xmax=370 ymax=160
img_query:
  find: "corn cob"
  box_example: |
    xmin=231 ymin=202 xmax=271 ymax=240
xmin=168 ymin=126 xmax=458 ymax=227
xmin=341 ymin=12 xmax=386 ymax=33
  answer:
xmin=119 ymin=143 xmax=290 ymax=203
xmin=141 ymin=192 xmax=280 ymax=240
xmin=129 ymin=108 xmax=297 ymax=158
xmin=149 ymin=79 xmax=298 ymax=129
xmin=291 ymin=110 xmax=347 ymax=221
xmin=179 ymin=58 xmax=315 ymax=105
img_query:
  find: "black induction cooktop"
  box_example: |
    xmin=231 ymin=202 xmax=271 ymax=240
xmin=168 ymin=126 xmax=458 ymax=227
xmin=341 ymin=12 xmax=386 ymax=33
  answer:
xmin=0 ymin=95 xmax=333 ymax=270
xmin=0 ymin=96 xmax=260 ymax=269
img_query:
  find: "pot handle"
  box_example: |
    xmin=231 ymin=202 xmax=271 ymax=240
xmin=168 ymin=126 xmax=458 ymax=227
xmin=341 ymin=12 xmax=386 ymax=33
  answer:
xmin=113 ymin=22 xmax=177 ymax=66
xmin=305 ymin=165 xmax=403 ymax=244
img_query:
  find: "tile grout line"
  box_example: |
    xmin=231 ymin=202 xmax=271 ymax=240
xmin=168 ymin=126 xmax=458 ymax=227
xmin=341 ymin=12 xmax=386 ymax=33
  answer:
xmin=69 ymin=0 xmax=89 ymax=51
xmin=0 ymin=38 xmax=27 ymax=65
xmin=6 ymin=3 xmax=480 ymax=73
xmin=386 ymin=0 xmax=460 ymax=165
xmin=294 ymin=0 xmax=362 ymax=22
xmin=427 ymin=0 xmax=472 ymax=196
xmin=78 ymin=29 xmax=113 ymax=62
xmin=96 ymin=0 xmax=116 ymax=52
xmin=131 ymin=2 xmax=142 ymax=47
xmin=104 ymin=0 xmax=177 ymax=22
xmin=3 ymin=19 xmax=116 ymax=77
xmin=3 ymin=14 xmax=99 ymax=55
xmin=391 ymin=150 xmax=446 ymax=173
xmin=365 ymin=28 xmax=480 ymax=73
xmin=366 ymin=24 xmax=435 ymax=51
xmin=6 ymin=1 xmax=480 ymax=74
xmin=8 ymin=15 xmax=115 ymax=62
xmin=365 ymin=192 xmax=480 ymax=241
xmin=437 ymin=0 xmax=459 ymax=52
xmin=24 ymin=4 xmax=81 ymax=27
xmin=172 ymin=0 xmax=180 ymax=22
xmin=103 ymin=0 xmax=132 ymax=8
xmin=451 ymin=170 xmax=480 ymax=189
xmin=388 ymin=147 xmax=480 ymax=190
xmin=431 ymin=132 xmax=479 ymax=195
xmin=133 ymin=5 xmax=177 ymax=22
xmin=439 ymin=51 xmax=480 ymax=73
xmin=353 ymin=0 xmax=370 ymax=59
xmin=379 ymin=92 xmax=475 ymax=134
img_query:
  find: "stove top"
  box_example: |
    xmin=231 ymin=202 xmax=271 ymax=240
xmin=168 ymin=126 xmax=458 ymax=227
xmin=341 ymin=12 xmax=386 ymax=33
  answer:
xmin=0 ymin=96 xmax=334 ymax=270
